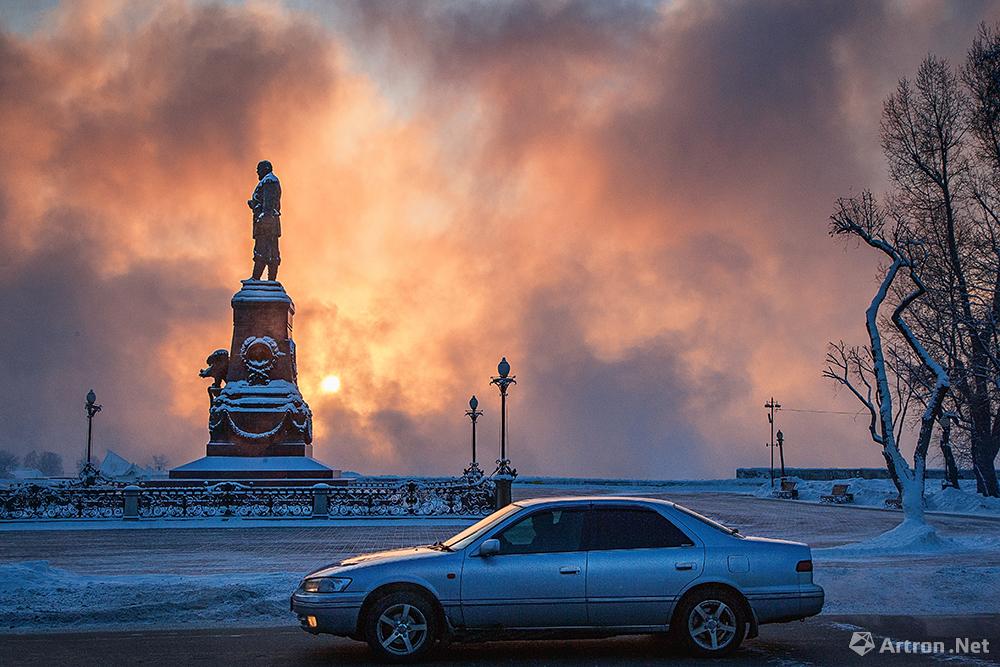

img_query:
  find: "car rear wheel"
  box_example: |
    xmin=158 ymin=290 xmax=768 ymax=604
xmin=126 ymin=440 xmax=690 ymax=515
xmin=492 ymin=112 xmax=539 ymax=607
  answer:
xmin=674 ymin=588 xmax=746 ymax=657
xmin=363 ymin=591 xmax=440 ymax=663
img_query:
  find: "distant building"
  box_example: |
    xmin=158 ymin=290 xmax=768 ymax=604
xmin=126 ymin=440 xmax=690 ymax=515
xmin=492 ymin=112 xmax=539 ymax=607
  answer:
xmin=99 ymin=450 xmax=153 ymax=480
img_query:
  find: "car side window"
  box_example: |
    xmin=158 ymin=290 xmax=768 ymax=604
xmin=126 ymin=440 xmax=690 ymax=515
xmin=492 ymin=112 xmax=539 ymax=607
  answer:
xmin=586 ymin=508 xmax=694 ymax=550
xmin=495 ymin=509 xmax=585 ymax=554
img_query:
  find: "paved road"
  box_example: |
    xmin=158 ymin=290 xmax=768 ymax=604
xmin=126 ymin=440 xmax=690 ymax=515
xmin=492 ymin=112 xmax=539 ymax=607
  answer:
xmin=0 ymin=522 xmax=458 ymax=575
xmin=4 ymin=489 xmax=998 ymax=577
xmin=2 ymin=615 xmax=997 ymax=666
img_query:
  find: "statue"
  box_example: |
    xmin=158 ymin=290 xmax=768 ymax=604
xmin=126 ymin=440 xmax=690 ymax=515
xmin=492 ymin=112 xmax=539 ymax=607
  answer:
xmin=247 ymin=159 xmax=282 ymax=281
xmin=199 ymin=349 xmax=229 ymax=406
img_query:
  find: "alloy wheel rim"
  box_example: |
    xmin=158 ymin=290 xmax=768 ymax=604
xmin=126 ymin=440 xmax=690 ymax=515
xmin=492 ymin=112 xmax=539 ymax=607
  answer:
xmin=376 ymin=603 xmax=429 ymax=655
xmin=687 ymin=599 xmax=737 ymax=651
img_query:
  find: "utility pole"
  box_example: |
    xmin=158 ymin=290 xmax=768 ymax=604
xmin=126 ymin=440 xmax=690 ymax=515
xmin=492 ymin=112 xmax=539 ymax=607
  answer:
xmin=764 ymin=397 xmax=780 ymax=487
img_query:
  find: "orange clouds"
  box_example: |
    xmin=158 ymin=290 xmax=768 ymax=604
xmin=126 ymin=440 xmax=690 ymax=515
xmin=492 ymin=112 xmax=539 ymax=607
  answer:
xmin=2 ymin=1 xmax=999 ymax=478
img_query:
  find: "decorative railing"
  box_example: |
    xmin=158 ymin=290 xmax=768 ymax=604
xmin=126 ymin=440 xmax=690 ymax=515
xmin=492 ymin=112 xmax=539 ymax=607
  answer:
xmin=0 ymin=483 xmax=125 ymax=520
xmin=0 ymin=475 xmax=496 ymax=521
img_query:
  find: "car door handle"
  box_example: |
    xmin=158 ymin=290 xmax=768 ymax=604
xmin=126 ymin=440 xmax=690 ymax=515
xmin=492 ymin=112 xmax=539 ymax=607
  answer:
xmin=675 ymin=562 xmax=696 ymax=571
xmin=559 ymin=566 xmax=581 ymax=575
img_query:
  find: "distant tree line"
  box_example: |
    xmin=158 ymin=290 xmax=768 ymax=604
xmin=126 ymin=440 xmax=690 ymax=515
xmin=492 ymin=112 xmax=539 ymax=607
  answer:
xmin=0 ymin=449 xmax=64 ymax=477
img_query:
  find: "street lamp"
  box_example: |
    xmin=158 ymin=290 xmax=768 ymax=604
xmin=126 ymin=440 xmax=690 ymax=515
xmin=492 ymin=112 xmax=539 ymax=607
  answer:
xmin=490 ymin=357 xmax=516 ymax=476
xmin=82 ymin=389 xmax=102 ymax=484
xmin=464 ymin=395 xmax=483 ymax=478
xmin=776 ymin=429 xmax=786 ymax=479
xmin=490 ymin=357 xmax=517 ymax=508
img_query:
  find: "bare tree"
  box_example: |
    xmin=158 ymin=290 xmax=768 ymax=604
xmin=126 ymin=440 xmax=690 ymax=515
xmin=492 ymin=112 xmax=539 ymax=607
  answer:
xmin=875 ymin=39 xmax=1000 ymax=497
xmin=36 ymin=451 xmax=64 ymax=477
xmin=150 ymin=455 xmax=169 ymax=472
xmin=824 ymin=193 xmax=950 ymax=525
xmin=22 ymin=450 xmax=39 ymax=471
xmin=0 ymin=450 xmax=18 ymax=476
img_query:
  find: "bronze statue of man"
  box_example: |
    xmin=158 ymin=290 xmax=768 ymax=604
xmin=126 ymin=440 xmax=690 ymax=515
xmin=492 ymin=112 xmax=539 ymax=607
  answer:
xmin=248 ymin=160 xmax=282 ymax=281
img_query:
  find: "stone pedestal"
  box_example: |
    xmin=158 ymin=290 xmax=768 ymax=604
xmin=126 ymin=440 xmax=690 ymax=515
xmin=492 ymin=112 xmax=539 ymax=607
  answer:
xmin=494 ymin=475 xmax=513 ymax=509
xmin=171 ymin=280 xmax=334 ymax=480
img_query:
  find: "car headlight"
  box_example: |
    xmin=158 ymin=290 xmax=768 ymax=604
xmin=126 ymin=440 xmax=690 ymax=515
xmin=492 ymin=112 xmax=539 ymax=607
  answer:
xmin=302 ymin=577 xmax=351 ymax=593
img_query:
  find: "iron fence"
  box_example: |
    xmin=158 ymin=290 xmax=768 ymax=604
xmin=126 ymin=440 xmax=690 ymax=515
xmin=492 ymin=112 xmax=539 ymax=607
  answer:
xmin=0 ymin=475 xmax=496 ymax=521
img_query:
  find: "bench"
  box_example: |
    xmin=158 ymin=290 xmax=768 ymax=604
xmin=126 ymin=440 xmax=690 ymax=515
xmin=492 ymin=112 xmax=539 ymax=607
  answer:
xmin=772 ymin=479 xmax=798 ymax=500
xmin=820 ymin=483 xmax=854 ymax=504
xmin=884 ymin=494 xmax=902 ymax=509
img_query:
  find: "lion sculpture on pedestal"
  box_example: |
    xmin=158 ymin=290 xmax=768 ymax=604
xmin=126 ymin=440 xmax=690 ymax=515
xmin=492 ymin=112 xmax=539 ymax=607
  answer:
xmin=199 ymin=349 xmax=230 ymax=406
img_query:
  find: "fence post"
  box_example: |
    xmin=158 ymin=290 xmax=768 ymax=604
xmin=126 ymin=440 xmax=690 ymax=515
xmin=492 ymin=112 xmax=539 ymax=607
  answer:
xmin=123 ymin=485 xmax=141 ymax=521
xmin=312 ymin=483 xmax=330 ymax=518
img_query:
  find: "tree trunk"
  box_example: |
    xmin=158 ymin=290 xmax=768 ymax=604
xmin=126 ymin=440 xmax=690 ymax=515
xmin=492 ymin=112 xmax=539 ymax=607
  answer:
xmin=882 ymin=450 xmax=903 ymax=494
xmin=939 ymin=419 xmax=960 ymax=489
xmin=900 ymin=474 xmax=927 ymax=524
xmin=973 ymin=441 xmax=1000 ymax=497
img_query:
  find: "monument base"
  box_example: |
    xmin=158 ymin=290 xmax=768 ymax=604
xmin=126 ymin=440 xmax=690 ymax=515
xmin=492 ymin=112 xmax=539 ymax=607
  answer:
xmin=169 ymin=456 xmax=337 ymax=480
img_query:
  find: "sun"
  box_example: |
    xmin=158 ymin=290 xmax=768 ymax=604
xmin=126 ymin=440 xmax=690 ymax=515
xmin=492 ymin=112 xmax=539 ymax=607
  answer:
xmin=320 ymin=374 xmax=342 ymax=394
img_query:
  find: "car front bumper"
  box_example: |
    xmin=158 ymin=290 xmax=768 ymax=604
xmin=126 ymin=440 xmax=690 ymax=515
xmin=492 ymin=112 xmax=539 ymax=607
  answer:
xmin=290 ymin=592 xmax=365 ymax=637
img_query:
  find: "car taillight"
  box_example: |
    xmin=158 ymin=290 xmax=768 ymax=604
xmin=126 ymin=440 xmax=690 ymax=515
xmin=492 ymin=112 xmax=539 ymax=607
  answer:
xmin=796 ymin=559 xmax=813 ymax=572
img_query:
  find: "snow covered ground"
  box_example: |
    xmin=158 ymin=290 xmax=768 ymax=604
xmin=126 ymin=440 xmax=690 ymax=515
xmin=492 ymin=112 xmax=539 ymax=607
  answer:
xmin=751 ymin=477 xmax=1000 ymax=517
xmin=2 ymin=484 xmax=999 ymax=634
xmin=0 ymin=561 xmax=300 ymax=630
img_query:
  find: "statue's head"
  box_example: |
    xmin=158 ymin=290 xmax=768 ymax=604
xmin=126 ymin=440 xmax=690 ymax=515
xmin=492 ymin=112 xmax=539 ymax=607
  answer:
xmin=256 ymin=160 xmax=273 ymax=179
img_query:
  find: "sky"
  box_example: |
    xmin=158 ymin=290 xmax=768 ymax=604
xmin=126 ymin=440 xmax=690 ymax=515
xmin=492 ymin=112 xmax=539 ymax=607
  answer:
xmin=1 ymin=0 xmax=999 ymax=479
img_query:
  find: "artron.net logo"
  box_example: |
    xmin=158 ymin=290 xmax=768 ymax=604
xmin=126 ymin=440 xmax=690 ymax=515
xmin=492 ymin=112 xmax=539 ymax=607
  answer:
xmin=848 ymin=630 xmax=990 ymax=658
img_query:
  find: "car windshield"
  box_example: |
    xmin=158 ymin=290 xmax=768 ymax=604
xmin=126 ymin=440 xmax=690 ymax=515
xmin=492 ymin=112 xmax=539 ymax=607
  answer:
xmin=673 ymin=503 xmax=742 ymax=537
xmin=442 ymin=504 xmax=522 ymax=550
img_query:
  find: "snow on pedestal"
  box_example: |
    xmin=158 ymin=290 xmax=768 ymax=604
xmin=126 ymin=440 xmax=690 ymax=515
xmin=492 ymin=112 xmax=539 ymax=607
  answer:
xmin=169 ymin=456 xmax=340 ymax=480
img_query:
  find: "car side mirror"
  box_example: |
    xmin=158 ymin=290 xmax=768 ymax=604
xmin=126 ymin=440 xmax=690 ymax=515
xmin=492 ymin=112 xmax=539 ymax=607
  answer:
xmin=478 ymin=538 xmax=500 ymax=557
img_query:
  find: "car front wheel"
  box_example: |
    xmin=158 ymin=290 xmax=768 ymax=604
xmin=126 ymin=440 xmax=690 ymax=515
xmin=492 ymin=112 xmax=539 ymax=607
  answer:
xmin=674 ymin=588 xmax=746 ymax=657
xmin=363 ymin=591 xmax=440 ymax=663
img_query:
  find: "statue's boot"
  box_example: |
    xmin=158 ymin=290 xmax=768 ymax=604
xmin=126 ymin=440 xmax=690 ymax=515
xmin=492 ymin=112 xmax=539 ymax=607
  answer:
xmin=267 ymin=263 xmax=278 ymax=281
xmin=251 ymin=260 xmax=266 ymax=281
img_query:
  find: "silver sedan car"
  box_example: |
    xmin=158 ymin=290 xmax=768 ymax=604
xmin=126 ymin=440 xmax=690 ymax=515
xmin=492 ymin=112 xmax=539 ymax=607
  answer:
xmin=291 ymin=497 xmax=823 ymax=661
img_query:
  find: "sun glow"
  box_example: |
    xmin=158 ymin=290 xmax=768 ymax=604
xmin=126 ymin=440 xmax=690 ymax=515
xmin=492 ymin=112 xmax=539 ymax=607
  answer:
xmin=320 ymin=374 xmax=342 ymax=394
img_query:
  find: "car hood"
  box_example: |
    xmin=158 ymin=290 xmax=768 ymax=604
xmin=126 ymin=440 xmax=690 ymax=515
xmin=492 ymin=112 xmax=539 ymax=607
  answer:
xmin=307 ymin=546 xmax=448 ymax=577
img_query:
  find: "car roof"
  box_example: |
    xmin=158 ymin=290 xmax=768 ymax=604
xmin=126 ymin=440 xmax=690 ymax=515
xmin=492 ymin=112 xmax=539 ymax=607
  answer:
xmin=513 ymin=496 xmax=677 ymax=509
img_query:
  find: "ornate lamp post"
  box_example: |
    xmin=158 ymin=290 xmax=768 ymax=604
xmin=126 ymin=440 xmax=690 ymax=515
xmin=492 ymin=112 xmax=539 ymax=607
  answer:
xmin=82 ymin=389 xmax=103 ymax=485
xmin=464 ymin=395 xmax=483 ymax=478
xmin=490 ymin=357 xmax=517 ymax=507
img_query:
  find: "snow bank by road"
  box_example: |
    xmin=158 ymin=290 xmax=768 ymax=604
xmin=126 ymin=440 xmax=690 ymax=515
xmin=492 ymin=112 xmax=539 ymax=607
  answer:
xmin=0 ymin=561 xmax=300 ymax=632
xmin=817 ymin=519 xmax=961 ymax=556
